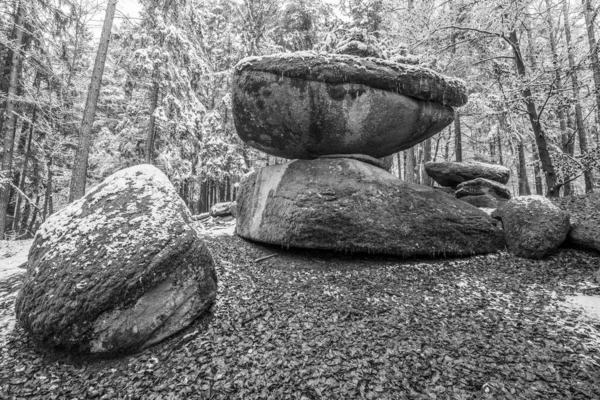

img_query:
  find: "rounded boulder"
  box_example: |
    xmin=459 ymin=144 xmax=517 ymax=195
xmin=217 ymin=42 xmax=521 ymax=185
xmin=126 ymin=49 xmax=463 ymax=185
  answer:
xmin=494 ymin=195 xmax=570 ymax=259
xmin=15 ymin=165 xmax=217 ymax=356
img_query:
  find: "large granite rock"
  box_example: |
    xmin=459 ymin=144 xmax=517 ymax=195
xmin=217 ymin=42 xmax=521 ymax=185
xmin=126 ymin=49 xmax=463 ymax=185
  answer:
xmin=493 ymin=196 xmax=570 ymax=259
xmin=236 ymin=158 xmax=505 ymax=257
xmin=15 ymin=165 xmax=217 ymax=356
xmin=232 ymin=52 xmax=467 ymax=159
xmin=460 ymin=194 xmax=499 ymax=209
xmin=425 ymin=161 xmax=510 ymax=187
xmin=552 ymin=193 xmax=600 ymax=253
xmin=455 ymin=178 xmax=511 ymax=200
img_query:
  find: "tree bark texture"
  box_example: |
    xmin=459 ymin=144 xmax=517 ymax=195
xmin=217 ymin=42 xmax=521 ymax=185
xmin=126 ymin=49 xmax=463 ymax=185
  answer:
xmin=68 ymin=0 xmax=117 ymax=202
xmin=563 ymin=0 xmax=594 ymax=192
xmin=583 ymin=0 xmax=600 ymax=135
xmin=517 ymin=140 xmax=531 ymax=196
xmin=12 ymin=103 xmax=36 ymax=233
xmin=454 ymin=111 xmax=462 ymax=162
xmin=507 ymin=29 xmax=559 ymax=197
xmin=0 ymin=3 xmax=25 ymax=239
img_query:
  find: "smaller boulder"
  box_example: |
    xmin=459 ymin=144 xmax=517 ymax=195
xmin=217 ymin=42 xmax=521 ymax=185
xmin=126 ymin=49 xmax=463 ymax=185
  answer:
xmin=551 ymin=193 xmax=600 ymax=253
xmin=425 ymin=161 xmax=510 ymax=187
xmin=460 ymin=194 xmax=498 ymax=209
xmin=210 ymin=201 xmax=237 ymax=218
xmin=494 ymin=195 xmax=570 ymax=259
xmin=455 ymin=178 xmax=511 ymax=200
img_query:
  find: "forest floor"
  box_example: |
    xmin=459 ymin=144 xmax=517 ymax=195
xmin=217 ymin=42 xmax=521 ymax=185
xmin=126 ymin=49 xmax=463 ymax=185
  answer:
xmin=2 ymin=221 xmax=600 ymax=399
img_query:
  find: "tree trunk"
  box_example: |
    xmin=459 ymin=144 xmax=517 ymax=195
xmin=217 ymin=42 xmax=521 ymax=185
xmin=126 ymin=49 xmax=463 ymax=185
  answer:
xmin=530 ymin=136 xmax=544 ymax=195
xmin=454 ymin=111 xmax=462 ymax=162
xmin=0 ymin=3 xmax=25 ymax=239
xmin=395 ymin=152 xmax=401 ymax=178
xmin=405 ymin=148 xmax=416 ymax=183
xmin=422 ymin=138 xmax=433 ymax=186
xmin=563 ymin=0 xmax=594 ymax=193
xmin=43 ymin=157 xmax=53 ymax=219
xmin=145 ymin=80 xmax=159 ymax=163
xmin=518 ymin=140 xmax=531 ymax=195
xmin=583 ymin=0 xmax=600 ymax=134
xmin=507 ymin=29 xmax=559 ymax=197
xmin=544 ymin=0 xmax=571 ymax=194
xmin=69 ymin=0 xmax=117 ymax=202
xmin=12 ymin=103 xmax=36 ymax=233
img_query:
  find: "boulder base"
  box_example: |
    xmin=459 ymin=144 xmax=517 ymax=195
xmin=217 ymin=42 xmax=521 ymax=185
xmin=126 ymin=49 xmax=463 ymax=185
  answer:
xmin=236 ymin=158 xmax=505 ymax=257
xmin=232 ymin=70 xmax=454 ymax=159
xmin=494 ymin=195 xmax=570 ymax=259
xmin=15 ymin=165 xmax=217 ymax=356
xmin=425 ymin=161 xmax=510 ymax=187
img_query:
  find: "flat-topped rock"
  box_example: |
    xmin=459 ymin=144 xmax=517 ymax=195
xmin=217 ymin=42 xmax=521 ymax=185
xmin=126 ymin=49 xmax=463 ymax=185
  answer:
xmin=233 ymin=70 xmax=454 ymax=159
xmin=455 ymin=178 xmax=511 ymax=200
xmin=15 ymin=165 xmax=217 ymax=356
xmin=236 ymin=158 xmax=505 ymax=257
xmin=425 ymin=161 xmax=510 ymax=187
xmin=235 ymin=52 xmax=468 ymax=107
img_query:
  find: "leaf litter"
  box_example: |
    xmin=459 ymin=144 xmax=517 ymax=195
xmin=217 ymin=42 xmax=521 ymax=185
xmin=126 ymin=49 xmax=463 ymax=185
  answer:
xmin=1 ymin=225 xmax=600 ymax=399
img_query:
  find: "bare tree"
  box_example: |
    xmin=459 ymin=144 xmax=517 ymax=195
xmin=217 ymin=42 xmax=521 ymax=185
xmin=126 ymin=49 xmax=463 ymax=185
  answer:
xmin=68 ymin=0 xmax=117 ymax=202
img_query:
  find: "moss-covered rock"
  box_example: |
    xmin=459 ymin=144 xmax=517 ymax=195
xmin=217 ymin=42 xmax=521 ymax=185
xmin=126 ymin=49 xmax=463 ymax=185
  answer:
xmin=15 ymin=165 xmax=217 ymax=356
xmin=236 ymin=158 xmax=505 ymax=257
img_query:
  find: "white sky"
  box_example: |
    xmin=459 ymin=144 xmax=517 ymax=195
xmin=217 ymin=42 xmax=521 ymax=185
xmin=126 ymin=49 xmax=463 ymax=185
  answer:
xmin=89 ymin=0 xmax=142 ymax=39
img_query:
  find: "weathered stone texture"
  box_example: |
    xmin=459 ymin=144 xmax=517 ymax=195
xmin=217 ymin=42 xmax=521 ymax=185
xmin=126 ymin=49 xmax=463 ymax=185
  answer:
xmin=236 ymin=158 xmax=505 ymax=257
xmin=15 ymin=165 xmax=217 ymax=356
xmin=494 ymin=195 xmax=570 ymax=259
xmin=425 ymin=161 xmax=510 ymax=187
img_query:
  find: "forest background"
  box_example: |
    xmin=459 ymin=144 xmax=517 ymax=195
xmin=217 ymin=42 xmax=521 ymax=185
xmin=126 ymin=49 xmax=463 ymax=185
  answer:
xmin=1 ymin=0 xmax=600 ymax=240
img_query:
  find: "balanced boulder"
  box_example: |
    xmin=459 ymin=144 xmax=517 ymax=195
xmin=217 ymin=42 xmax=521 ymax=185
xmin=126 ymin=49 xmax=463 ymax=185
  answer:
xmin=552 ymin=193 xmax=600 ymax=253
xmin=236 ymin=158 xmax=505 ymax=257
xmin=232 ymin=52 xmax=465 ymax=159
xmin=494 ymin=195 xmax=570 ymax=259
xmin=455 ymin=178 xmax=511 ymax=201
xmin=15 ymin=165 xmax=217 ymax=356
xmin=425 ymin=161 xmax=510 ymax=187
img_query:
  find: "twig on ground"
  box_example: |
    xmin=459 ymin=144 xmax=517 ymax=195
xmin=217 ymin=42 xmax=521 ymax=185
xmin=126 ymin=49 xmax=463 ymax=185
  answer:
xmin=254 ymin=254 xmax=277 ymax=263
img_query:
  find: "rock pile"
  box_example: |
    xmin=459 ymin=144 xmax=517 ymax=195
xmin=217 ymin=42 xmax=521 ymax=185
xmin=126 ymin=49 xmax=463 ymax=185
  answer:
xmin=232 ymin=51 xmax=505 ymax=257
xmin=425 ymin=161 xmax=512 ymax=208
xmin=16 ymin=165 xmax=217 ymax=356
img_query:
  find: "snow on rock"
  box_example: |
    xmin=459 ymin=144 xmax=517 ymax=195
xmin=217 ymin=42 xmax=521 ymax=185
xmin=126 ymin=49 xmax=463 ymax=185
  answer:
xmin=15 ymin=164 xmax=217 ymax=356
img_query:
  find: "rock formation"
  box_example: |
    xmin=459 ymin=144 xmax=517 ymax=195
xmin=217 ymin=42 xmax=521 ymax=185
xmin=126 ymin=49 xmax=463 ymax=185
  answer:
xmin=236 ymin=158 xmax=505 ymax=257
xmin=15 ymin=165 xmax=217 ymax=356
xmin=232 ymin=52 xmax=465 ymax=159
xmin=425 ymin=161 xmax=511 ymax=207
xmin=424 ymin=161 xmax=511 ymax=187
xmin=232 ymin=48 xmax=506 ymax=256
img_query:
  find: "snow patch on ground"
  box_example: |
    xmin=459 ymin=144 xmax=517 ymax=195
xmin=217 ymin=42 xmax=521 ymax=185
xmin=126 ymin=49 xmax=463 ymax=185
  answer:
xmin=0 ymin=239 xmax=32 ymax=280
xmin=562 ymin=295 xmax=600 ymax=321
